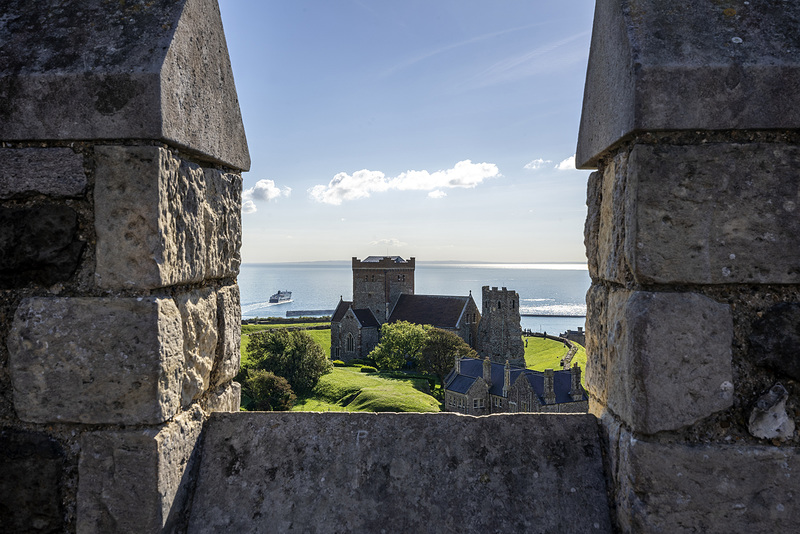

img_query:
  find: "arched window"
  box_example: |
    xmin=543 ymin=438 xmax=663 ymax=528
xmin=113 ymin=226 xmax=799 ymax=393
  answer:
xmin=346 ymin=333 xmax=355 ymax=352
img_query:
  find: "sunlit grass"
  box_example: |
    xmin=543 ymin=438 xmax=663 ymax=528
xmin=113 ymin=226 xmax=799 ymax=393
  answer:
xmin=292 ymin=367 xmax=440 ymax=413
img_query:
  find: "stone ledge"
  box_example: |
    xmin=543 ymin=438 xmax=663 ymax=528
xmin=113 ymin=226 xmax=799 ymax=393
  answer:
xmin=577 ymin=0 xmax=800 ymax=167
xmin=188 ymin=412 xmax=612 ymax=533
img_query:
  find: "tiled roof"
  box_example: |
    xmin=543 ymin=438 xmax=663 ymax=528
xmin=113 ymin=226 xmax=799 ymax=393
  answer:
xmin=388 ymin=294 xmax=469 ymax=329
xmin=448 ymin=375 xmax=477 ymax=395
xmin=353 ymin=308 xmax=380 ymax=328
xmin=331 ymin=300 xmax=352 ymax=323
xmin=446 ymin=357 xmax=586 ymax=404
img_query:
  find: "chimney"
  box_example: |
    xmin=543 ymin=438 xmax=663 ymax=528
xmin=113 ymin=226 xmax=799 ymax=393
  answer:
xmin=455 ymin=354 xmax=461 ymax=374
xmin=503 ymin=360 xmax=511 ymax=396
xmin=544 ymin=368 xmax=556 ymax=404
xmin=483 ymin=357 xmax=492 ymax=385
xmin=570 ymin=363 xmax=584 ymax=401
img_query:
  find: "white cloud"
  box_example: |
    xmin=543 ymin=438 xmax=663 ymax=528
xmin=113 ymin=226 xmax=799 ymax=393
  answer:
xmin=524 ymin=158 xmax=551 ymax=171
xmin=242 ymin=179 xmax=291 ymax=212
xmin=309 ymin=160 xmax=499 ymax=205
xmin=555 ymin=155 xmax=576 ymax=171
xmin=242 ymin=199 xmax=257 ymax=214
xmin=428 ymin=190 xmax=447 ymax=199
xmin=370 ymin=238 xmax=407 ymax=248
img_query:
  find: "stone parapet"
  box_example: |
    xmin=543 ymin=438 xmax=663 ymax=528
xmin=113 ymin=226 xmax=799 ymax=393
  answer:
xmin=577 ymin=0 xmax=800 ymax=168
xmin=188 ymin=412 xmax=613 ymax=533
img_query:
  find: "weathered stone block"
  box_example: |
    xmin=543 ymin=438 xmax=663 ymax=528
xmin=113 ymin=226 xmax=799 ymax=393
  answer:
xmin=0 ymin=204 xmax=85 ymax=287
xmin=577 ymin=0 xmax=800 ymax=167
xmin=188 ymin=412 xmax=612 ymax=533
xmin=0 ymin=147 xmax=86 ymax=198
xmin=614 ymin=428 xmax=800 ymax=533
xmin=77 ymin=407 xmax=204 ymax=534
xmin=7 ymin=296 xmax=184 ymax=424
xmin=211 ymin=284 xmax=241 ymax=388
xmin=0 ymin=0 xmax=249 ymax=170
xmin=94 ymin=145 xmax=240 ymax=290
xmin=176 ymin=288 xmax=218 ymax=406
xmin=595 ymin=155 xmax=630 ymax=284
xmin=204 ymin=382 xmax=241 ymax=413
xmin=627 ymin=143 xmax=800 ymax=285
xmin=587 ymin=290 xmax=733 ymax=434
xmin=584 ymin=170 xmax=602 ymax=280
xmin=0 ymin=429 xmax=64 ymax=533
xmin=203 ymin=169 xmax=242 ymax=279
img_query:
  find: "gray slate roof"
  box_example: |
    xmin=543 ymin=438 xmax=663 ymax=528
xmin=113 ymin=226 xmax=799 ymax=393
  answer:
xmin=388 ymin=294 xmax=469 ymax=329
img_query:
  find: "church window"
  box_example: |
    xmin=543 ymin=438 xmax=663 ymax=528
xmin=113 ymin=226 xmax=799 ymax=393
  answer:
xmin=473 ymin=399 xmax=478 ymax=409
xmin=335 ymin=347 xmax=340 ymax=358
xmin=364 ymin=275 xmax=368 ymax=281
xmin=346 ymin=334 xmax=354 ymax=352
xmin=498 ymin=301 xmax=502 ymax=310
xmin=371 ymin=274 xmax=375 ymax=281
xmin=512 ymin=300 xmax=515 ymax=310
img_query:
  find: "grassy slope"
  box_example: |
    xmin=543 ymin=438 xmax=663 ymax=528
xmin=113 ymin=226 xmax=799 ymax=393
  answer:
xmin=523 ymin=336 xmax=587 ymax=386
xmin=292 ymin=367 xmax=440 ymax=412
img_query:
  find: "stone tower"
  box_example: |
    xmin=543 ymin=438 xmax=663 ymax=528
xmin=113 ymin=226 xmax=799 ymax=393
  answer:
xmin=477 ymin=286 xmax=524 ymax=366
xmin=352 ymin=256 xmax=415 ymax=322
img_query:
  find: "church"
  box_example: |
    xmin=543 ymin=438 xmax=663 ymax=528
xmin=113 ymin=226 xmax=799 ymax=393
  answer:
xmin=330 ymin=256 xmax=480 ymax=361
xmin=330 ymin=256 xmax=525 ymax=364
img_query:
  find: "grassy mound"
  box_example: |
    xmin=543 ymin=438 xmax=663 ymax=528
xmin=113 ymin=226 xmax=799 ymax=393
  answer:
xmin=292 ymin=367 xmax=440 ymax=413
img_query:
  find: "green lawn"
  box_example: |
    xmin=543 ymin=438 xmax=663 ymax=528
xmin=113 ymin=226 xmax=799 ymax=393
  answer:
xmin=292 ymin=367 xmax=440 ymax=412
xmin=523 ymin=336 xmax=587 ymax=386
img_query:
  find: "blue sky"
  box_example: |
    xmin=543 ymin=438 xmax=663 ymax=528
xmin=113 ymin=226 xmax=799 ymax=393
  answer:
xmin=218 ymin=0 xmax=595 ymax=263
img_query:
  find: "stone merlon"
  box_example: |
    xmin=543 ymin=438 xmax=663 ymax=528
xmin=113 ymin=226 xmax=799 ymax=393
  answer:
xmin=576 ymin=0 xmax=800 ymax=168
xmin=0 ymin=0 xmax=250 ymax=171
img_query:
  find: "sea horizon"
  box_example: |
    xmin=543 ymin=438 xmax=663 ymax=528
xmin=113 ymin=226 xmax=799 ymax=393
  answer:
xmin=238 ymin=261 xmax=590 ymax=335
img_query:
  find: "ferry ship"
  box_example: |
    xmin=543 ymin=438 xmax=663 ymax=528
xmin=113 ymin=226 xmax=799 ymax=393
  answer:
xmin=269 ymin=290 xmax=292 ymax=303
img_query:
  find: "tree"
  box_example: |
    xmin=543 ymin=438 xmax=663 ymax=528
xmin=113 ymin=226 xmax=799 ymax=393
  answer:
xmin=245 ymin=329 xmax=333 ymax=395
xmin=243 ymin=370 xmax=296 ymax=411
xmin=369 ymin=321 xmax=429 ymax=370
xmin=420 ymin=328 xmax=478 ymax=387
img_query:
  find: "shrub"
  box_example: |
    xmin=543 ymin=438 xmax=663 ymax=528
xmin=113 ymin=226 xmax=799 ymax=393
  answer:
xmin=360 ymin=365 xmax=378 ymax=373
xmin=332 ymin=359 xmax=346 ymax=367
xmin=243 ymin=370 xmax=296 ymax=411
xmin=244 ymin=329 xmax=333 ymax=395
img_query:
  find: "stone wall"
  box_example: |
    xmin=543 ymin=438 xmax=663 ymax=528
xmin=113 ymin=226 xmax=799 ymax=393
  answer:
xmin=578 ymin=1 xmax=800 ymax=531
xmin=187 ymin=412 xmax=612 ymax=533
xmin=0 ymin=1 xmax=247 ymax=531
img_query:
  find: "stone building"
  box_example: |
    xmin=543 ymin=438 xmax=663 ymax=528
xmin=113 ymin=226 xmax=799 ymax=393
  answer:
xmin=476 ymin=286 xmax=525 ymax=367
xmin=331 ymin=256 xmax=480 ymax=361
xmin=443 ymin=357 xmax=587 ymax=415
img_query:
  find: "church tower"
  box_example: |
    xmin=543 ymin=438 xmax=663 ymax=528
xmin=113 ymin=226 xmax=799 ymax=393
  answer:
xmin=351 ymin=256 xmax=415 ymax=322
xmin=477 ymin=286 xmax=525 ymax=367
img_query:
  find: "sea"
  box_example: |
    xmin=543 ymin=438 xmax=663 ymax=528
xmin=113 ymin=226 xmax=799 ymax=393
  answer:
xmin=238 ymin=262 xmax=590 ymax=335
